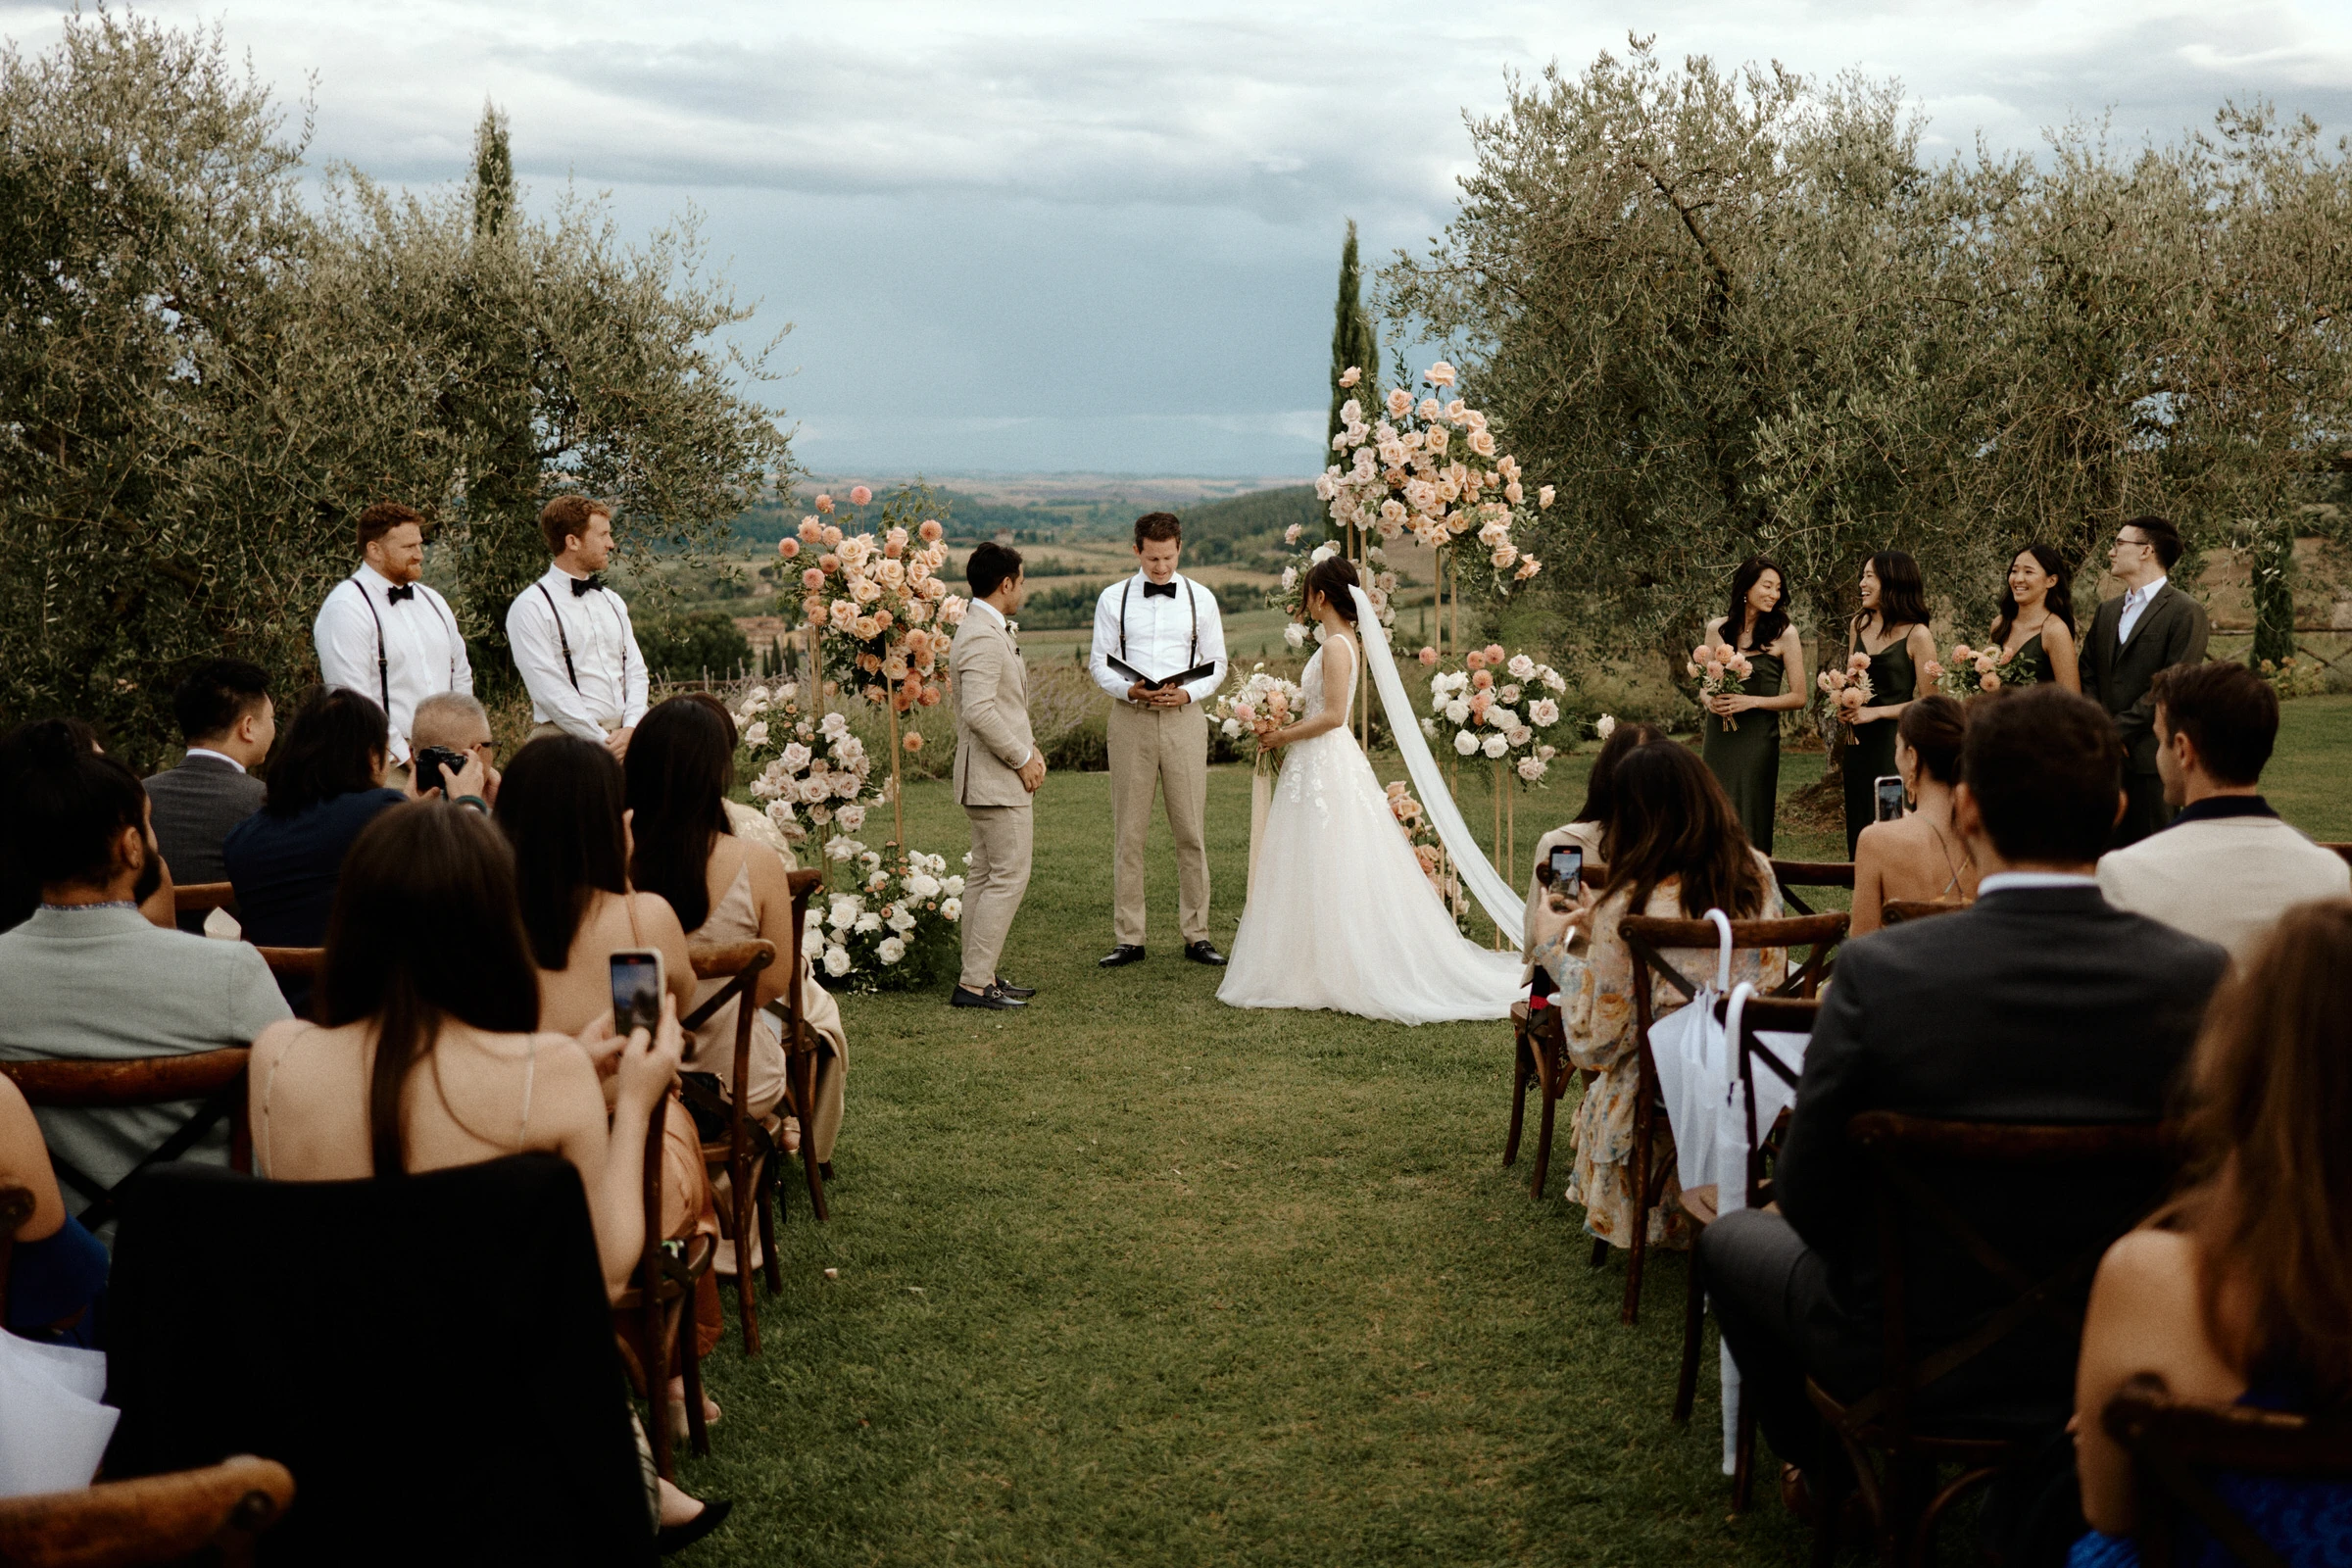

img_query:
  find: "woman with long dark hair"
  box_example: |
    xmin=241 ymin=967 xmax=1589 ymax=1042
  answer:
xmin=1521 ymin=720 xmax=1665 ymax=978
xmin=1987 ymin=543 xmax=2080 ymax=692
xmin=1218 ymin=554 xmax=1523 ymax=1021
xmin=1849 ymin=695 xmax=1978 ymax=934
xmin=2071 ymin=901 xmax=2352 ymax=1564
xmin=1701 ymin=556 xmax=1810 ymax=853
xmin=1544 ymin=741 xmax=1785 ymax=1248
xmin=1840 ymin=552 xmax=1939 ymax=856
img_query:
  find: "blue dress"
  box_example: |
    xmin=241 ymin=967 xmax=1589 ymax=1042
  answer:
xmin=2069 ymin=1379 xmax=2352 ymax=1567
xmin=6 ymin=1212 xmax=109 ymax=1348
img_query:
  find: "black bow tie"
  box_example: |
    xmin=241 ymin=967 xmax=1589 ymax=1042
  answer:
xmin=384 ymin=583 xmax=415 ymax=605
xmin=571 ymin=574 xmax=606 ymax=598
xmin=1143 ymin=580 xmax=1178 ymax=599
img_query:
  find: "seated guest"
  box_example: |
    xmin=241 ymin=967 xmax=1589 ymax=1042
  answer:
xmin=1543 ymin=740 xmax=1783 ymax=1249
xmin=409 ymin=691 xmax=503 ymax=806
xmin=0 ymin=737 xmax=288 ymax=1207
xmin=2 ymin=719 xmax=178 ymax=936
xmin=1850 ymin=694 xmax=1978 ymax=934
xmin=1699 ymin=685 xmax=2230 ymax=1510
xmin=142 ymin=660 xmax=273 ymax=914
xmin=2071 ymin=900 xmax=2352 ymax=1565
xmin=2097 ymin=662 xmax=2348 ymax=960
xmin=1521 ymin=720 xmax=1663 ymax=979
xmin=1 ymin=1072 xmax=108 ymax=1348
xmin=626 ymin=696 xmax=849 ymax=1171
xmin=247 ymin=800 xmax=725 ymax=1544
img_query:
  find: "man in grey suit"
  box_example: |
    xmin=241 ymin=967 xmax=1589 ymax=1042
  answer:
xmin=143 ymin=660 xmax=273 ymax=912
xmin=1697 ymin=686 xmax=2228 ymax=1510
xmin=950 ymin=542 xmax=1045 ymax=1011
xmin=2081 ymin=514 xmax=2208 ymax=847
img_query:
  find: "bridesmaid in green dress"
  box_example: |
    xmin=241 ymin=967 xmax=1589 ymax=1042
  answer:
xmin=1700 ymin=556 xmax=1808 ymax=854
xmin=1841 ymin=552 xmax=1940 ymax=856
xmin=1987 ymin=542 xmax=2082 ymax=693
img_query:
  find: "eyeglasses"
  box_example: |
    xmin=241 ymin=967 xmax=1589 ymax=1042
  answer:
xmin=2113 ymin=534 xmax=2151 ymax=552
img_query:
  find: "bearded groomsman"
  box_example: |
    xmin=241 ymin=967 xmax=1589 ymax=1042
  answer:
xmin=314 ymin=502 xmax=472 ymax=777
xmin=506 ymin=495 xmax=650 ymax=760
xmin=1087 ymin=513 xmax=1227 ymax=969
xmin=2082 ymin=514 xmax=2209 ymax=848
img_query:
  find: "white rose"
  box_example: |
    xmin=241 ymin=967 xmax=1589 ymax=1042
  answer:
xmin=1596 ymin=713 xmax=1618 ymax=739
xmin=1517 ymin=756 xmax=1546 ymax=782
xmin=1531 ymin=698 xmax=1561 ymax=727
xmin=943 ymin=875 xmax=965 ymax=897
xmin=743 ymin=721 xmax=769 ymax=749
xmin=822 ymin=946 xmax=853 ymax=977
xmin=825 ymin=837 xmax=856 ymax=862
xmin=940 ymin=897 xmax=961 ymax=921
xmin=855 ymin=912 xmax=882 ymax=934
xmin=837 ymin=804 xmax=865 ymax=832
xmin=1222 ymin=718 xmax=1241 ymax=738
xmin=1281 ymin=565 xmax=1297 ymax=590
xmin=877 ymin=937 xmax=906 ymax=964
xmin=1284 ymin=623 xmax=1307 ymax=649
xmin=1454 ymin=730 xmax=1479 ymax=756
xmin=1506 ymin=725 xmax=1532 ymax=747
xmin=1482 ymin=732 xmax=1509 ymax=760
xmin=779 ymin=742 xmax=810 ymax=772
xmin=907 ymin=873 xmax=942 ymax=899
xmin=808 ymin=803 xmax=833 ymax=826
xmin=1420 ymin=716 xmax=1438 ymax=738
xmin=1444 ymin=699 xmax=1470 ymax=724
xmin=765 ymin=798 xmax=798 ymax=827
xmin=1309 ymin=542 xmax=1337 ymax=564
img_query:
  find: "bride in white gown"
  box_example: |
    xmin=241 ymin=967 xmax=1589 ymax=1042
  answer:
xmin=1218 ymin=556 xmax=1524 ymax=1023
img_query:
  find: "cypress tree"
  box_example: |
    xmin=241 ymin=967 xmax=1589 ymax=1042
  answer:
xmin=1328 ymin=220 xmax=1380 ymax=447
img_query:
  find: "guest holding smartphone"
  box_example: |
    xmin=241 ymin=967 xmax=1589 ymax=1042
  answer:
xmin=1841 ymin=552 xmax=1938 ymax=857
xmin=1849 ymin=696 xmax=1978 ymax=934
xmin=1989 ymin=543 xmax=2081 ymax=692
xmin=1701 ymin=556 xmax=1809 ymax=854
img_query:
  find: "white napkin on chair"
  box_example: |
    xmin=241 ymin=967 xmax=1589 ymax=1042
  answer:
xmin=0 ymin=1332 xmax=116 ymax=1496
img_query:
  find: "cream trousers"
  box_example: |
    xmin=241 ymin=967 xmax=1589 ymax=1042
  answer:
xmin=960 ymin=802 xmax=1034 ymax=990
xmin=1107 ymin=699 xmax=1210 ymax=947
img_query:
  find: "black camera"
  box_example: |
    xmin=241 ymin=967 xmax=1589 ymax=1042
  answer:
xmin=413 ymin=746 xmax=469 ymax=795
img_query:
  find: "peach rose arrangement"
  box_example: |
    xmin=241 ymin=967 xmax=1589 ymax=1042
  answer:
xmin=1816 ymin=653 xmax=1878 ymax=733
xmin=1420 ymin=644 xmax=1570 ymax=785
xmin=1212 ymin=665 xmax=1307 ymax=773
xmin=735 ymin=689 xmax=875 ymax=851
xmin=1384 ymin=779 xmax=1461 ymax=909
xmin=779 ymin=484 xmax=966 ymax=719
xmin=1688 ymin=640 xmax=1758 ymax=731
xmin=1314 ymin=362 xmax=1548 ymax=598
xmin=1926 ymin=642 xmax=2034 ymax=700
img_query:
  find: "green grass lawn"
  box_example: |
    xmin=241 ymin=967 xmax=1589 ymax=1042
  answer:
xmin=670 ymin=697 xmax=2352 ymax=1566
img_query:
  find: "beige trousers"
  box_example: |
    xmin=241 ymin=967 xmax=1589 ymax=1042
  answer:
xmin=959 ymin=803 xmax=1034 ymax=991
xmin=1107 ymin=700 xmax=1210 ymax=947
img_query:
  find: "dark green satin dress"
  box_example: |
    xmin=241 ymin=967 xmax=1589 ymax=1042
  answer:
xmin=1702 ymin=650 xmax=1784 ymax=854
xmin=1842 ymin=633 xmax=1918 ymax=857
xmin=2012 ymin=632 xmax=2052 ymax=684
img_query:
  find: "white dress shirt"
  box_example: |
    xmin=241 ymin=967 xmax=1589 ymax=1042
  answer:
xmin=181 ymin=747 xmax=246 ymax=774
xmin=1977 ymin=871 xmax=2100 ymax=896
xmin=314 ymin=564 xmax=473 ymax=763
xmin=505 ymin=565 xmax=650 ymax=741
xmin=1087 ymin=571 xmax=1227 ymax=706
xmin=965 ymin=598 xmax=1031 ymax=769
xmin=2117 ymin=575 xmax=2169 ymax=644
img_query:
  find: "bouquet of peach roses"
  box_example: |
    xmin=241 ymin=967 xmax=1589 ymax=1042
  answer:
xmin=1816 ymin=653 xmax=1878 ymax=733
xmin=1213 ymin=666 xmax=1306 ymax=770
xmin=1926 ymin=643 xmax=2034 ymax=700
xmin=1688 ymin=639 xmax=1758 ymax=731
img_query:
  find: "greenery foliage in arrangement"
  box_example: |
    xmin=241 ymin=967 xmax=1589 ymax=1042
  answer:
xmin=1384 ymin=36 xmax=2352 ymax=699
xmin=0 ymin=15 xmax=790 ymax=766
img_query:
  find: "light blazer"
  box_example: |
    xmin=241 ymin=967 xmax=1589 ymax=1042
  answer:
xmin=952 ymin=608 xmax=1036 ymax=808
xmin=2082 ymin=585 xmax=2209 ymax=774
xmin=2097 ymin=808 xmax=2351 ymax=960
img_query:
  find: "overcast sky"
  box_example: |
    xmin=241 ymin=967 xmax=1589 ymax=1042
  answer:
xmin=7 ymin=2 xmax=2350 ymax=478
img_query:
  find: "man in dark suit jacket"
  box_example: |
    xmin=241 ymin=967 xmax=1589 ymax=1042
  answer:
xmin=1697 ymin=685 xmax=2228 ymax=1500
xmin=143 ymin=660 xmax=273 ymax=925
xmin=2081 ymin=514 xmax=2208 ymax=847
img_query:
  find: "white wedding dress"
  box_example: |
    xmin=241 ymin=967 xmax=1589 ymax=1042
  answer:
xmin=1217 ymin=630 xmax=1523 ymax=1024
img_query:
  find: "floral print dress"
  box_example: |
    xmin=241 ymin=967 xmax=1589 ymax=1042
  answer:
xmin=1534 ymin=858 xmax=1786 ymax=1249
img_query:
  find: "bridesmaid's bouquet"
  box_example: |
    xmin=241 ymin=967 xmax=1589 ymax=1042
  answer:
xmin=1816 ymin=655 xmax=1877 ymax=733
xmin=1928 ymin=643 xmax=2034 ymax=699
xmin=1213 ymin=666 xmax=1306 ymax=768
xmin=1688 ymin=640 xmax=1757 ymax=730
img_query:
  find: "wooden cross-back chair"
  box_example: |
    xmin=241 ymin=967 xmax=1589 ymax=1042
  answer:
xmin=2105 ymin=1376 xmax=2352 ymax=1568
xmin=0 ymin=1454 xmax=295 ymax=1568
xmin=613 ymin=1095 xmax=715 ymax=1483
xmin=171 ymin=881 xmax=239 ymax=936
xmin=1672 ymin=994 xmax=1821 ymax=1512
xmin=1503 ymin=991 xmax=1575 ymax=1200
xmin=1805 ymin=1111 xmax=2181 ymax=1567
xmin=0 ymin=1049 xmax=253 ymax=1234
xmin=1614 ymin=911 xmax=1846 ymax=1326
xmin=1770 ymin=860 xmax=1855 ymax=918
xmin=254 ymin=947 xmax=322 ymax=1021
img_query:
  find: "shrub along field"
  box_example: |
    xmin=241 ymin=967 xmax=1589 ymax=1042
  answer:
xmin=660 ymin=698 xmax=2352 ymax=1566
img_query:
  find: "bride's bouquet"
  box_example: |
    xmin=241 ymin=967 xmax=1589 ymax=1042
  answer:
xmin=1213 ymin=666 xmax=1303 ymax=757
xmin=1816 ymin=655 xmax=1877 ymax=734
xmin=1688 ymin=640 xmax=1757 ymax=730
xmin=1420 ymin=644 xmax=1569 ymax=785
xmin=1926 ymin=642 xmax=2033 ymax=699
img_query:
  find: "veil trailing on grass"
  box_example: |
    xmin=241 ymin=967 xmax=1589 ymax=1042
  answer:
xmin=1349 ymin=586 xmax=1525 ymax=951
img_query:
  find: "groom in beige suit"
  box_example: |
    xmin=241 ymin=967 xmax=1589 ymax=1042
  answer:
xmin=950 ymin=541 xmax=1045 ymax=1010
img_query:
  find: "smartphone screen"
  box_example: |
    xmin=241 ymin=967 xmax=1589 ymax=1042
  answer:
xmin=1548 ymin=844 xmax=1584 ymax=897
xmin=609 ymin=951 xmax=663 ymax=1036
xmin=1874 ymin=774 xmax=1907 ymax=822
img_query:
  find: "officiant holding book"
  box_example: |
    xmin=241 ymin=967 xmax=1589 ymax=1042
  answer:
xmin=1088 ymin=513 xmax=1228 ymax=969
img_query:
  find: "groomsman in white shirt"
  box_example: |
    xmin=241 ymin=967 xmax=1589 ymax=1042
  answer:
xmin=505 ymin=495 xmax=650 ymax=760
xmin=1087 ymin=513 xmax=1228 ymax=969
xmin=314 ymin=502 xmax=472 ymax=777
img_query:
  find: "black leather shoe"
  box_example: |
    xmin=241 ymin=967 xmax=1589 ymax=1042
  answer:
xmin=657 ymin=1497 xmax=733 ymax=1555
xmin=951 ymin=984 xmax=1026 ymax=1009
xmin=1098 ymin=945 xmax=1148 ymax=968
xmin=1185 ymin=941 xmax=1228 ymax=966
xmin=994 ymin=976 xmax=1037 ymax=999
